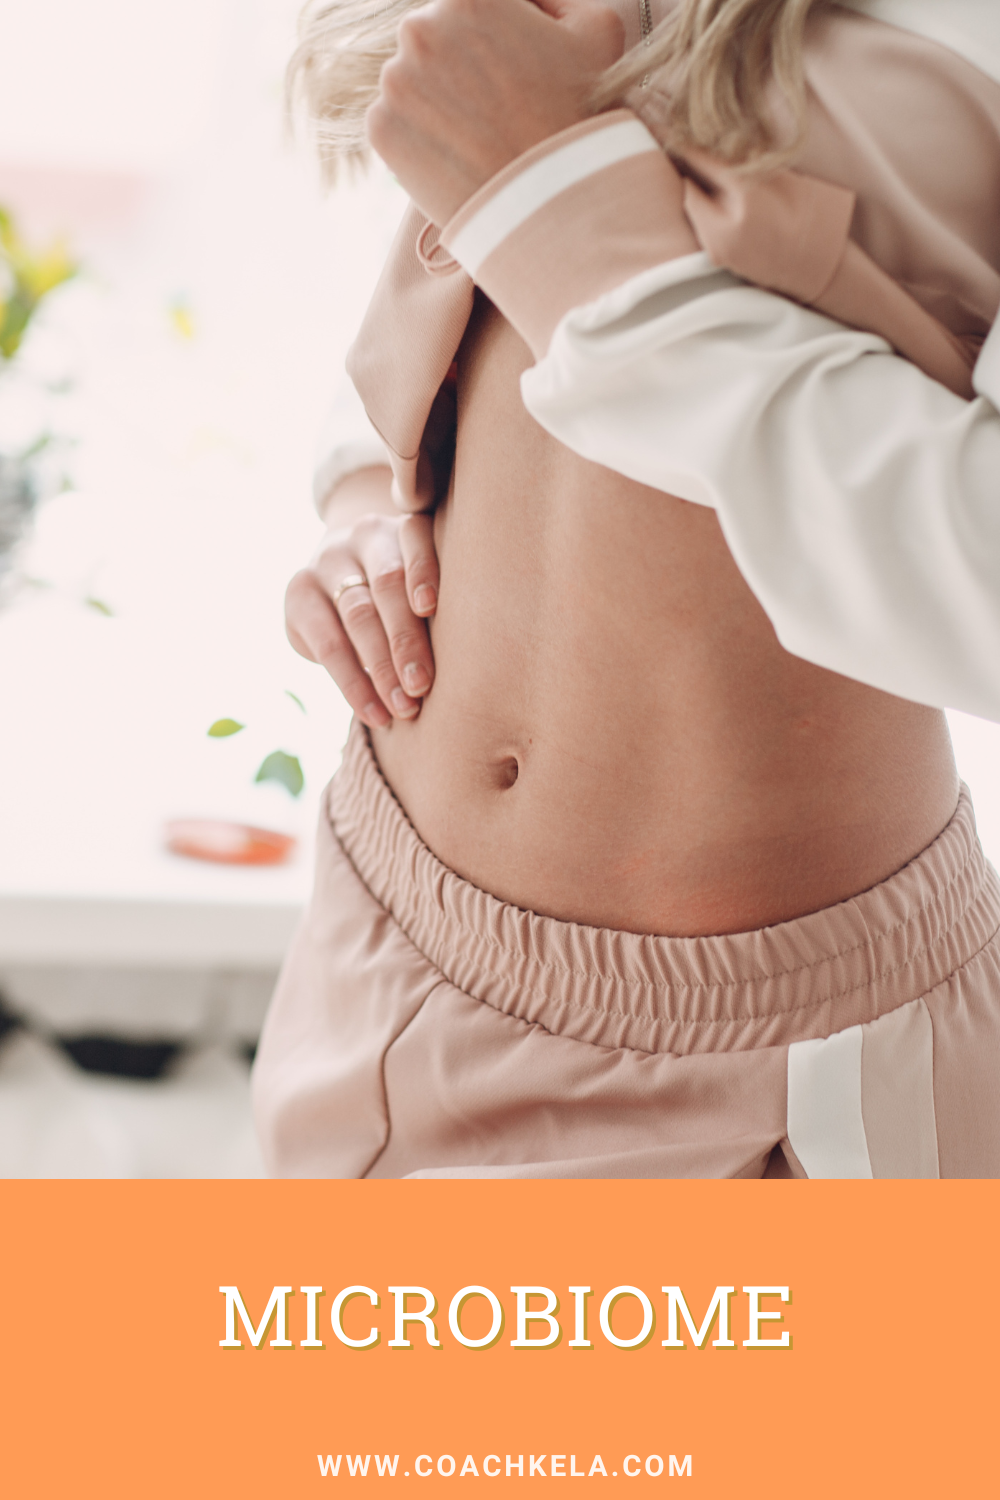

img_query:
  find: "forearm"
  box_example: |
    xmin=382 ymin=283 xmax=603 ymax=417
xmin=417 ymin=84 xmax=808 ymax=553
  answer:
xmin=520 ymin=269 xmax=1000 ymax=717
xmin=531 ymin=260 xmax=1000 ymax=721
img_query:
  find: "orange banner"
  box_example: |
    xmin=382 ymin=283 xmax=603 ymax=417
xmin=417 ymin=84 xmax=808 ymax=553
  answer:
xmin=1 ymin=1181 xmax=996 ymax=1496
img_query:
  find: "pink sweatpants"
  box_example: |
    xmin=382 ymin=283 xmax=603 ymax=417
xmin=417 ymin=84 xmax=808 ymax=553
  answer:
xmin=252 ymin=724 xmax=1000 ymax=1178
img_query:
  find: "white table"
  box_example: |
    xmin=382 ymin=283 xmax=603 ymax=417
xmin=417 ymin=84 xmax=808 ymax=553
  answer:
xmin=0 ymin=587 xmax=350 ymax=1178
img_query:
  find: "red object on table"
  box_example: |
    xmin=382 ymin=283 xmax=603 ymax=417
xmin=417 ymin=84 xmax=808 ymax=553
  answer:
xmin=164 ymin=819 xmax=296 ymax=866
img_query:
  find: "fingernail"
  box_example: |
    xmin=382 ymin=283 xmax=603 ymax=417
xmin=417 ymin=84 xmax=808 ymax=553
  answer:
xmin=414 ymin=585 xmax=437 ymax=614
xmin=364 ymin=700 xmax=390 ymax=728
xmin=391 ymin=687 xmax=419 ymax=717
xmin=402 ymin=661 xmax=429 ymax=693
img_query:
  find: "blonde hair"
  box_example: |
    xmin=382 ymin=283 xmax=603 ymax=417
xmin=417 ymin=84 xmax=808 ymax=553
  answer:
xmin=287 ymin=0 xmax=417 ymax=175
xmin=288 ymin=0 xmax=825 ymax=180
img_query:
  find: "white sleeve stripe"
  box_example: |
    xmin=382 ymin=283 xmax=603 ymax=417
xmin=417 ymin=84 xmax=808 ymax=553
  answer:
xmin=446 ymin=118 xmax=660 ymax=276
xmin=973 ymin=314 xmax=1000 ymax=405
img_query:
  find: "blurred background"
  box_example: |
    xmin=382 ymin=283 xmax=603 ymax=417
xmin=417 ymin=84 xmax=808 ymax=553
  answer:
xmin=0 ymin=0 xmax=404 ymax=1175
xmin=2 ymin=0 xmax=1000 ymax=1178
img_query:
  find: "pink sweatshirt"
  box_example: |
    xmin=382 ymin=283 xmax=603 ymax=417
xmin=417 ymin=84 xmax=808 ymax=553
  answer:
xmin=327 ymin=0 xmax=1000 ymax=718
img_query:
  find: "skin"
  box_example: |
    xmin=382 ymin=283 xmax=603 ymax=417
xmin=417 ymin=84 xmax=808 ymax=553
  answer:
xmin=286 ymin=0 xmax=959 ymax=936
xmin=366 ymin=0 xmax=627 ymax=226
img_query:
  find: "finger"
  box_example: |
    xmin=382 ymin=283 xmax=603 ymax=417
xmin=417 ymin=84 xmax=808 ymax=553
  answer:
xmin=335 ymin=578 xmax=424 ymax=720
xmin=527 ymin=0 xmax=624 ymax=61
xmin=527 ymin=0 xmax=606 ymax=22
xmin=313 ymin=532 xmax=425 ymax=718
xmin=353 ymin=522 xmax=436 ymax=700
xmin=399 ymin=512 xmax=440 ymax=616
xmin=284 ymin=571 xmax=391 ymax=729
xmin=311 ymin=533 xmax=422 ymax=720
xmin=363 ymin=543 xmax=436 ymax=700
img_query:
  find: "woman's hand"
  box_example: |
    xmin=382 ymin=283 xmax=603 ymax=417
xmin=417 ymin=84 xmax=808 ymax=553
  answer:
xmin=366 ymin=0 xmax=625 ymax=227
xmin=286 ymin=507 xmax=440 ymax=731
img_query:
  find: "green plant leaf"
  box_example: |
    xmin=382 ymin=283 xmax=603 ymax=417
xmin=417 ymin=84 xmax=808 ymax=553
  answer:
xmin=254 ymin=749 xmax=304 ymax=798
xmin=84 ymin=596 xmax=114 ymax=617
xmin=207 ymin=718 xmax=245 ymax=738
xmin=19 ymin=430 xmax=54 ymax=461
xmin=285 ymin=690 xmax=306 ymax=713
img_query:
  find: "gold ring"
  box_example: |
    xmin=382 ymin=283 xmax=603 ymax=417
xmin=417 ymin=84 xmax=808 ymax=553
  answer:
xmin=332 ymin=573 xmax=368 ymax=608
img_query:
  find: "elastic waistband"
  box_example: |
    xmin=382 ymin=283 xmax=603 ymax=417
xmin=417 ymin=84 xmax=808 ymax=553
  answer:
xmin=327 ymin=723 xmax=1000 ymax=1055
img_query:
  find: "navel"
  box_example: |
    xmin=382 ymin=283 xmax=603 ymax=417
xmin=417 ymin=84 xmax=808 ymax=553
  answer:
xmin=491 ymin=755 xmax=519 ymax=791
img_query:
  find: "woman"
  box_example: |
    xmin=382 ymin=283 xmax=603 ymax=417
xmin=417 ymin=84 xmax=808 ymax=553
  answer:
xmin=252 ymin=0 xmax=1000 ymax=1178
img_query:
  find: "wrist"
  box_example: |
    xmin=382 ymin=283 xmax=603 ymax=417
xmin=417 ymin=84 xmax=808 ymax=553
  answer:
xmin=439 ymin=111 xmax=698 ymax=356
xmin=432 ymin=108 xmax=595 ymax=226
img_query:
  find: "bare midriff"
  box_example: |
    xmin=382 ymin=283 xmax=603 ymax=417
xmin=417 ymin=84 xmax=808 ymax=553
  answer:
xmin=371 ymin=294 xmax=958 ymax=937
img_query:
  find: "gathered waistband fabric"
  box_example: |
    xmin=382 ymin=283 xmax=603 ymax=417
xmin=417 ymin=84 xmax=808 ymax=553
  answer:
xmin=329 ymin=723 xmax=1000 ymax=1057
xmin=252 ymin=721 xmax=1000 ymax=1177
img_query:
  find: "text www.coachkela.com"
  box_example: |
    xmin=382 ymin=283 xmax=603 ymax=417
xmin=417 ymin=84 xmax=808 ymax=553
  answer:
xmin=316 ymin=1454 xmax=692 ymax=1479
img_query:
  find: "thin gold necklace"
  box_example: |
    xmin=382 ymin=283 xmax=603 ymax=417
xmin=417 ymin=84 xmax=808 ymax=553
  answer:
xmin=639 ymin=0 xmax=653 ymax=86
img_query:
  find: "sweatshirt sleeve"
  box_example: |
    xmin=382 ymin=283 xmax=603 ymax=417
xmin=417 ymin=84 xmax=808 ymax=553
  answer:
xmin=312 ymin=376 xmax=391 ymax=518
xmin=440 ymin=112 xmax=1000 ymax=723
